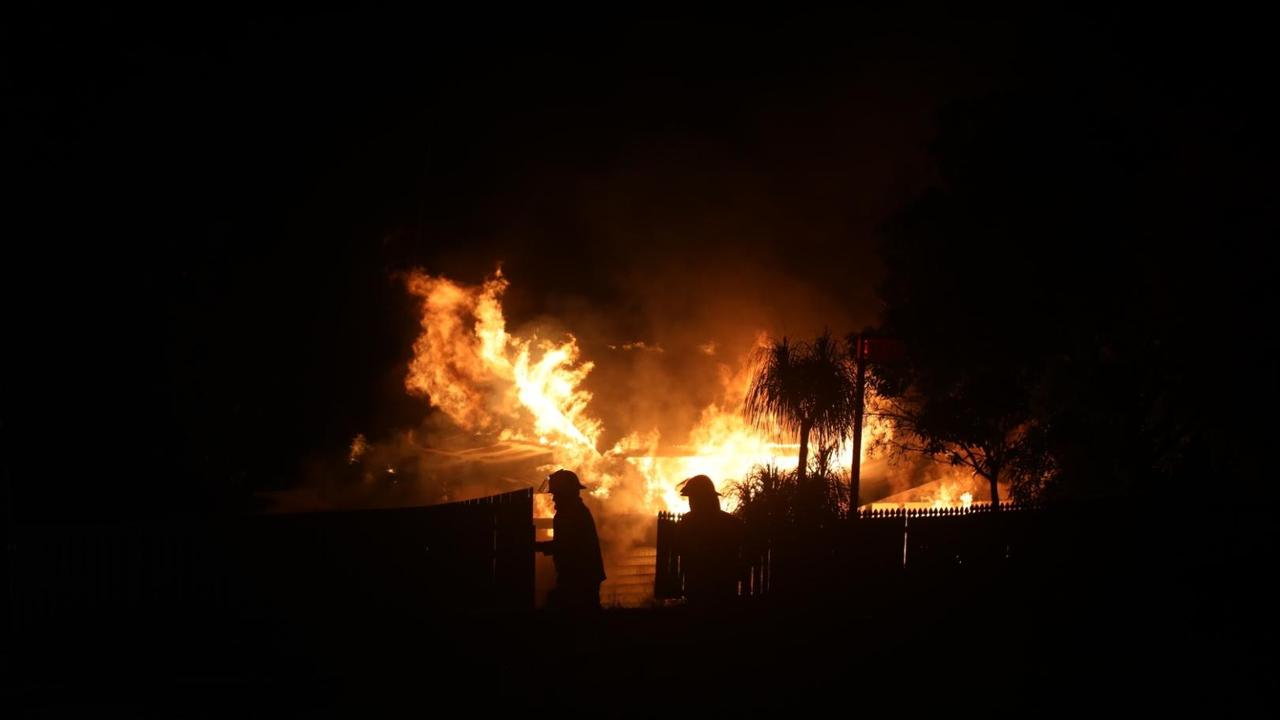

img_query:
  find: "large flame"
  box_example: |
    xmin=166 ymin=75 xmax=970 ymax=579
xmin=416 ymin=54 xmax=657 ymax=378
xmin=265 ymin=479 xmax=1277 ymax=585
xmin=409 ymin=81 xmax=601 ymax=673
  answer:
xmin=406 ymin=269 xmax=624 ymax=502
xmin=406 ymin=270 xmax=600 ymax=449
xmin=401 ymin=268 xmax=968 ymax=517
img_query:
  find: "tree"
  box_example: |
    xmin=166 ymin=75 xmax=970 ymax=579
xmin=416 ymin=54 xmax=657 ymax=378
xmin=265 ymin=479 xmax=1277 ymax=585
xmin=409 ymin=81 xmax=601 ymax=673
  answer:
xmin=866 ymin=91 xmax=1118 ymax=508
xmin=867 ymin=86 xmax=1271 ymax=507
xmin=744 ymin=331 xmax=856 ymax=484
xmin=868 ymin=370 xmax=1045 ymax=510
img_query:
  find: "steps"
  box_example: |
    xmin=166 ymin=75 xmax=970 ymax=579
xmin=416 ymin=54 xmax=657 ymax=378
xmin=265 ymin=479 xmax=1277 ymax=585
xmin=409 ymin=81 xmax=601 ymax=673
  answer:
xmin=600 ymin=546 xmax=657 ymax=608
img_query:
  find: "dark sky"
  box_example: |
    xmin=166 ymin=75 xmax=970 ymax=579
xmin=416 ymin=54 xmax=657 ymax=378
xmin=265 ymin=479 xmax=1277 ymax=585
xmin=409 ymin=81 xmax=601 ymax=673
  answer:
xmin=5 ymin=9 xmax=1269 ymax=519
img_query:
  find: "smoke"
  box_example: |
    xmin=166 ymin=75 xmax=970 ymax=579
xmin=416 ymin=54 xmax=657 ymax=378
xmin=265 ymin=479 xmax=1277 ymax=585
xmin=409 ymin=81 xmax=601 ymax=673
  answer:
xmin=272 ymin=115 xmax=950 ymax=544
xmin=273 ymin=256 xmax=938 ymax=520
xmin=273 ymin=411 xmax=551 ymax=513
xmin=858 ymin=452 xmax=954 ymax=503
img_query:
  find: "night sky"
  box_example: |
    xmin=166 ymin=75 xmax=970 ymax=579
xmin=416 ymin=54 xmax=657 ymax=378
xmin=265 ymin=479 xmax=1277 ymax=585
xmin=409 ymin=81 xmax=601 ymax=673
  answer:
xmin=5 ymin=10 xmax=1271 ymax=520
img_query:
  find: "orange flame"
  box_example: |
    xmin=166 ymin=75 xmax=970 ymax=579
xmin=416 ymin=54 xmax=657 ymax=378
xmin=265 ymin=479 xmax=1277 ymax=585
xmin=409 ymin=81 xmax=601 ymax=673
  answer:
xmin=406 ymin=269 xmax=621 ymax=500
xmin=403 ymin=269 xmax=915 ymax=517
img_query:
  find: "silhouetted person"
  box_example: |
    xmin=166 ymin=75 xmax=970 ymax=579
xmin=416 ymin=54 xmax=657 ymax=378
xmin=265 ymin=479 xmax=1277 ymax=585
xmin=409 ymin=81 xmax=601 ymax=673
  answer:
xmin=676 ymin=475 xmax=745 ymax=608
xmin=535 ymin=469 xmax=606 ymax=611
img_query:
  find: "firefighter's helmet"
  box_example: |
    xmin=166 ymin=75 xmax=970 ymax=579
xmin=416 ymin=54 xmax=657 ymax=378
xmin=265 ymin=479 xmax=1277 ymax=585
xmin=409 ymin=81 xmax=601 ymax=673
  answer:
xmin=544 ymin=469 xmax=586 ymax=494
xmin=678 ymin=474 xmax=721 ymax=498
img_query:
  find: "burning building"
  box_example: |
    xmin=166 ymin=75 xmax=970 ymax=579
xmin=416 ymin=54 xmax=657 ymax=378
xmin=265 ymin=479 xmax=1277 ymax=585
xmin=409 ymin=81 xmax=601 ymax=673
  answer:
xmin=264 ymin=267 xmax=981 ymax=605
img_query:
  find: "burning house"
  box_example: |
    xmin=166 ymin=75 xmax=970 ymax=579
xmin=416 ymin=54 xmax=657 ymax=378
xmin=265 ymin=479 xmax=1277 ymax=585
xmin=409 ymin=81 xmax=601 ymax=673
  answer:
xmin=257 ymin=268 xmax=986 ymax=606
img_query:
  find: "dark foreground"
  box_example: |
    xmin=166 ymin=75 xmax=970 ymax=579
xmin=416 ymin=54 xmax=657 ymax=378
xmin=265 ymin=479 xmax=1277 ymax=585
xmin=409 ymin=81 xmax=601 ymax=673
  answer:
xmin=4 ymin=569 xmax=1272 ymax=717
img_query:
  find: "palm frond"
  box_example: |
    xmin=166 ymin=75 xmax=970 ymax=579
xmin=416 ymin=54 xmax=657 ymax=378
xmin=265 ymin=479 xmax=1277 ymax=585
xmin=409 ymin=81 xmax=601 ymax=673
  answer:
xmin=743 ymin=330 xmax=857 ymax=446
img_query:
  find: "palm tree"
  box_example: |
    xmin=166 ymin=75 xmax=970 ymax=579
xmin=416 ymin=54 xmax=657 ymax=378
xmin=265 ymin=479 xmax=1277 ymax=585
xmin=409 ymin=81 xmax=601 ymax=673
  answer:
xmin=744 ymin=331 xmax=856 ymax=483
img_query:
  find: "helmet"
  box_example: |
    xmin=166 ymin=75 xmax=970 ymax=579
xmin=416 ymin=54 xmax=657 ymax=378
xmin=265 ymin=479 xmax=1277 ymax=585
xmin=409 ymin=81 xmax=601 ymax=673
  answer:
xmin=679 ymin=474 xmax=721 ymax=498
xmin=544 ymin=469 xmax=586 ymax=494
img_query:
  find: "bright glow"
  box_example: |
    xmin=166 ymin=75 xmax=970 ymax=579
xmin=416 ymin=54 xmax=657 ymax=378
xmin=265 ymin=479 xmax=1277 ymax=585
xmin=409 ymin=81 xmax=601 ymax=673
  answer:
xmin=402 ymin=269 xmax=981 ymax=517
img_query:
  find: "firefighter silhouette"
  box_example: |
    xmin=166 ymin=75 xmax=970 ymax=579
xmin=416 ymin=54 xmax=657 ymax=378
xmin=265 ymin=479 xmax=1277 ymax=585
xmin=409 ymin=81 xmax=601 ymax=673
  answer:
xmin=676 ymin=475 xmax=746 ymax=607
xmin=536 ymin=469 xmax=606 ymax=610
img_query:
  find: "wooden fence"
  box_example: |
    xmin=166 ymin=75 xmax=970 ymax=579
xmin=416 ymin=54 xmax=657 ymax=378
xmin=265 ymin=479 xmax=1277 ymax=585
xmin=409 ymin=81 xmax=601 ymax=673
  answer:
xmin=655 ymin=511 xmax=773 ymax=600
xmin=655 ymin=502 xmax=1045 ymax=601
xmin=7 ymin=489 xmax=535 ymax=639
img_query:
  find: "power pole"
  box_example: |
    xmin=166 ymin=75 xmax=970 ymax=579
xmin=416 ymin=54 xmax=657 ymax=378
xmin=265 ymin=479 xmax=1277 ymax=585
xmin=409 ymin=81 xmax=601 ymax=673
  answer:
xmin=851 ymin=334 xmax=866 ymax=518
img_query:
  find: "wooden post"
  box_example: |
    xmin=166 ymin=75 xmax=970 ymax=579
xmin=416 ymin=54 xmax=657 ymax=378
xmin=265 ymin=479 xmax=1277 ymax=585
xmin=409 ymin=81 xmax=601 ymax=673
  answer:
xmin=851 ymin=334 xmax=867 ymax=516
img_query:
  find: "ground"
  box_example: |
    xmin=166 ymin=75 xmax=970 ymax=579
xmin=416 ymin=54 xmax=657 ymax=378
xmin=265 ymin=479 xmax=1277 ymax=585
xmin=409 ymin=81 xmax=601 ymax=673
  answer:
xmin=5 ymin=583 xmax=1268 ymax=717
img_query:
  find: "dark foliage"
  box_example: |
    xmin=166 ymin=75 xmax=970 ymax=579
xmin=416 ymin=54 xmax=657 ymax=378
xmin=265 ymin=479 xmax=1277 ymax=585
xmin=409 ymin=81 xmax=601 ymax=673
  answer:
xmin=872 ymin=85 xmax=1275 ymax=505
xmin=730 ymin=447 xmax=849 ymax=532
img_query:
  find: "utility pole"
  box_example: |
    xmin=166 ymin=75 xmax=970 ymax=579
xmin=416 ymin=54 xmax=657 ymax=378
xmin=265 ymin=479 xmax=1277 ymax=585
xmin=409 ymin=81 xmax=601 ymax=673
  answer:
xmin=851 ymin=334 xmax=866 ymax=518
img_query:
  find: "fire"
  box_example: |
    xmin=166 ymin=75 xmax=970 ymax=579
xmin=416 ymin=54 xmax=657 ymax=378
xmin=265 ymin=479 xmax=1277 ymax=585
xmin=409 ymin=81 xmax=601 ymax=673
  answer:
xmin=611 ymin=359 xmax=805 ymax=513
xmin=931 ymin=484 xmax=974 ymax=509
xmin=866 ymin=468 xmax=997 ymax=510
xmin=406 ymin=271 xmax=599 ymax=448
xmin=348 ymin=433 xmax=369 ymax=464
xmin=406 ymin=269 xmax=623 ymax=504
xmin=401 ymin=268 xmax=855 ymax=516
